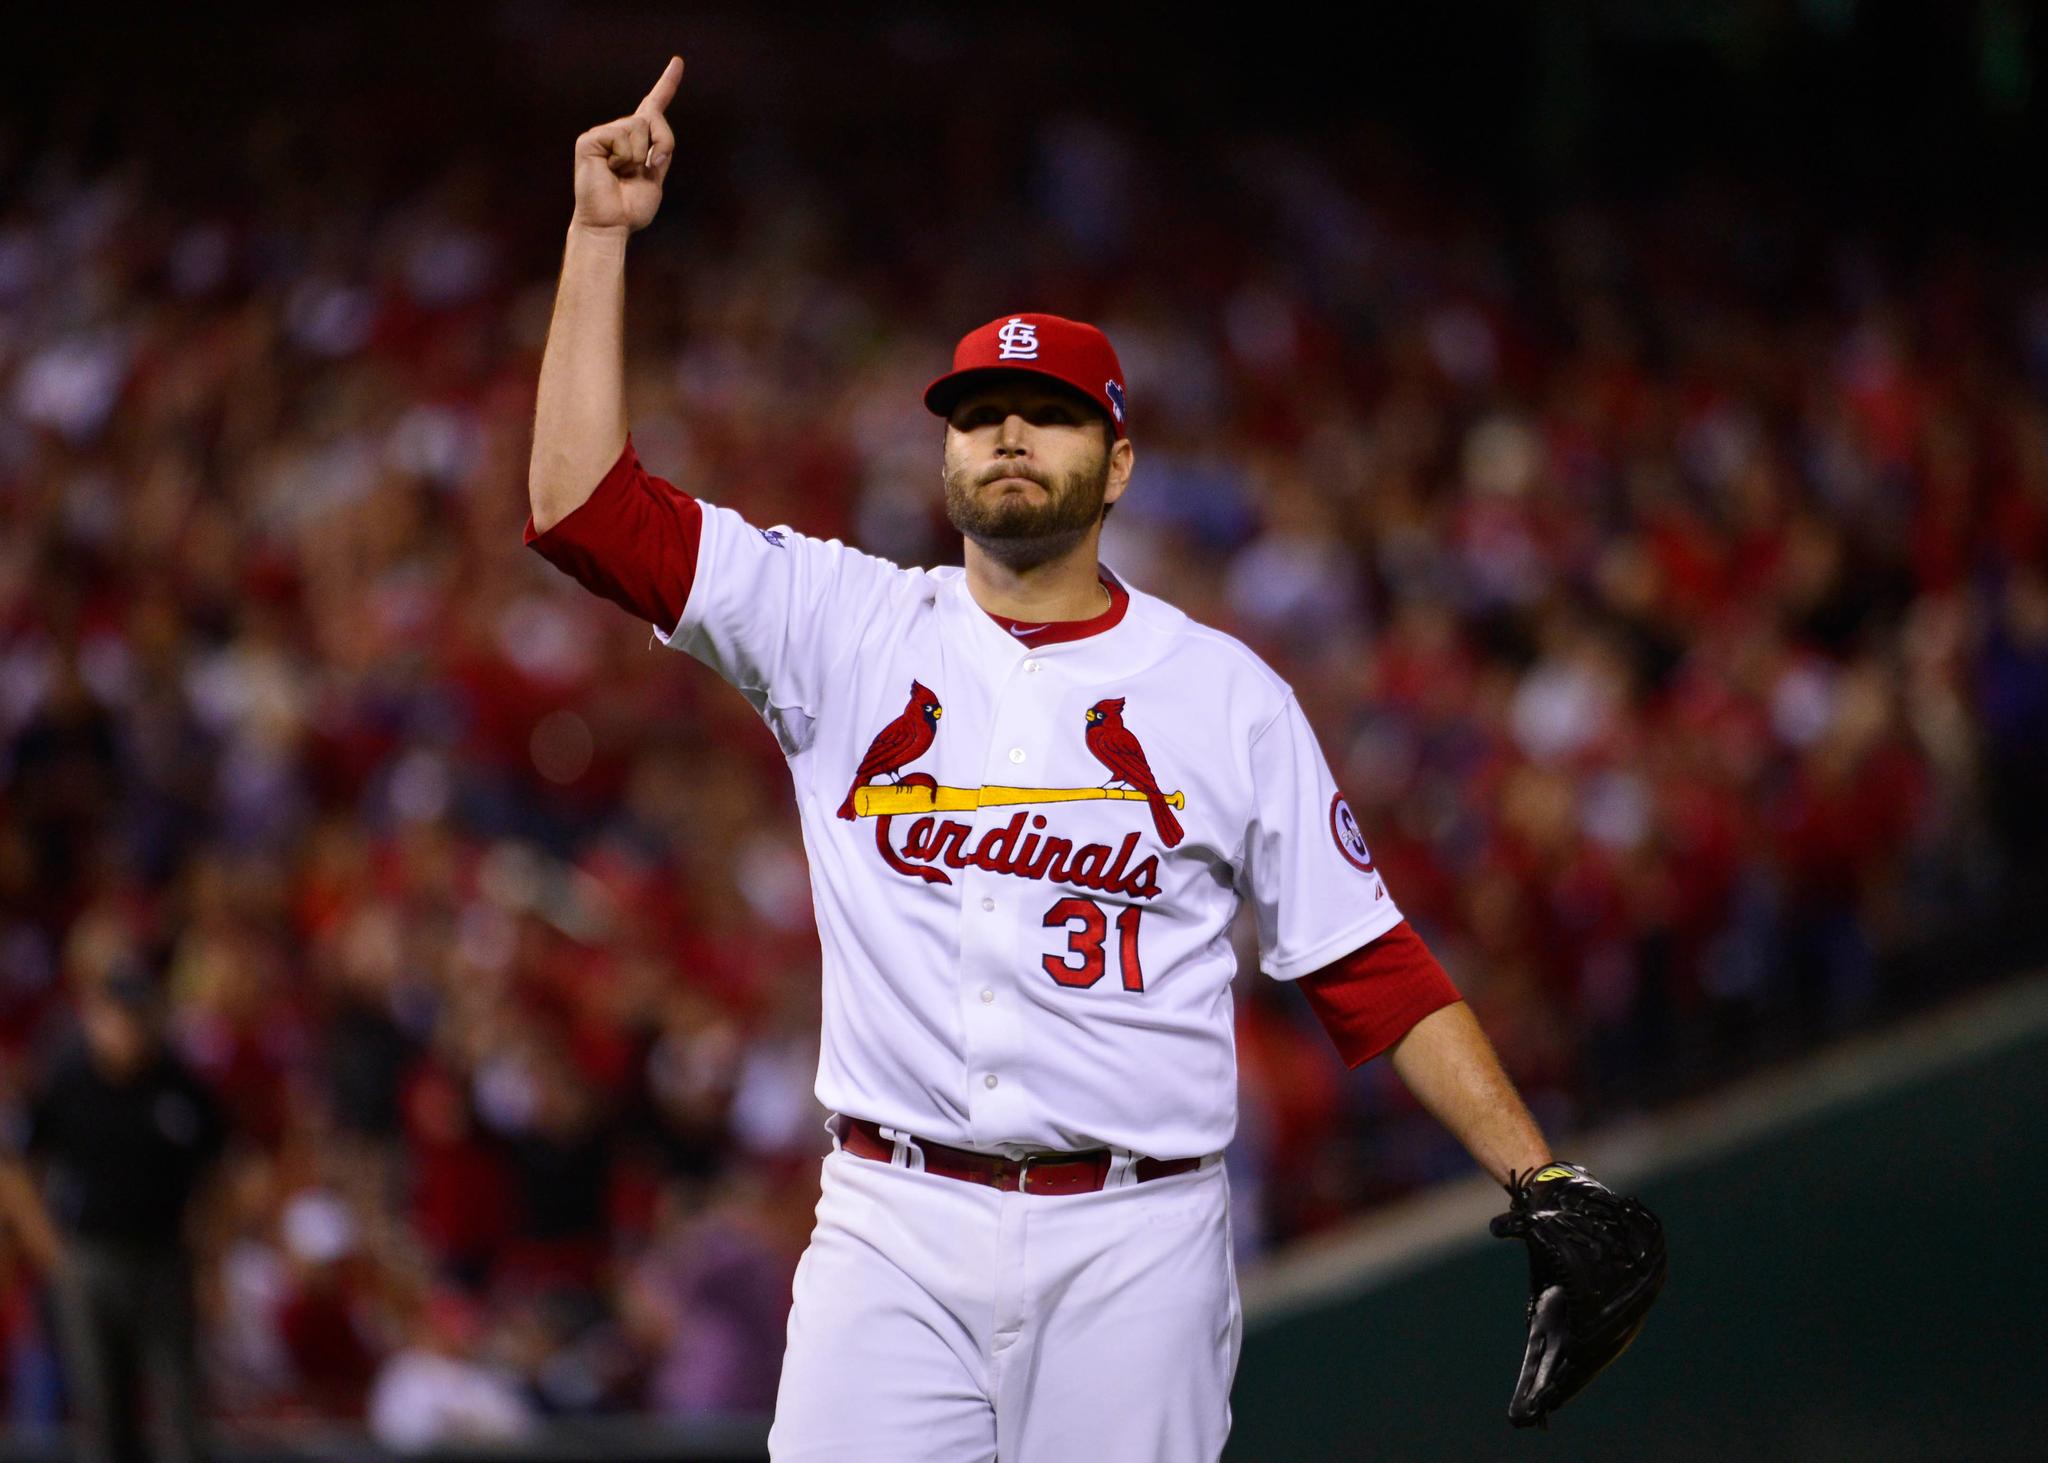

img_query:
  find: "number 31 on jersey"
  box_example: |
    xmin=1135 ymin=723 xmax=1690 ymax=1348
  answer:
xmin=1042 ymin=897 xmax=1145 ymax=992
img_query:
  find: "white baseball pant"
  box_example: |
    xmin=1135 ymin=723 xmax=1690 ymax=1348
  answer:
xmin=766 ymin=1133 xmax=1240 ymax=1461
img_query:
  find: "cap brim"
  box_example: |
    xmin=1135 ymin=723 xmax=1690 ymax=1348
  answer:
xmin=923 ymin=365 xmax=1113 ymax=426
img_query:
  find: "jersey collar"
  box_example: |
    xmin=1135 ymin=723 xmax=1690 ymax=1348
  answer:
xmin=976 ymin=570 xmax=1130 ymax=646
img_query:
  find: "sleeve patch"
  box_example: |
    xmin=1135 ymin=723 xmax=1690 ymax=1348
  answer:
xmin=1329 ymin=792 xmax=1376 ymax=873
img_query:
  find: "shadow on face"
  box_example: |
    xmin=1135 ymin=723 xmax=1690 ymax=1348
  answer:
xmin=940 ymin=375 xmax=1132 ymax=562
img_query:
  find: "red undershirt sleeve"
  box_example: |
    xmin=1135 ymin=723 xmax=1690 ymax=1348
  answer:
xmin=522 ymin=436 xmax=702 ymax=633
xmin=1295 ymin=920 xmax=1462 ymax=1068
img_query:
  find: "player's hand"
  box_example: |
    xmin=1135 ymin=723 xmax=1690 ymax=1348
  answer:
xmin=571 ymin=55 xmax=683 ymax=236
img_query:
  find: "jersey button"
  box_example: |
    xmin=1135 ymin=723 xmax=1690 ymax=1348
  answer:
xmin=980 ymin=988 xmax=995 ymax=1004
xmin=980 ymin=897 xmax=995 ymax=912
xmin=1023 ymin=660 xmax=1040 ymax=673
xmin=1008 ymin=747 xmax=1026 ymax=763
xmin=984 ymin=1073 xmax=999 ymax=1089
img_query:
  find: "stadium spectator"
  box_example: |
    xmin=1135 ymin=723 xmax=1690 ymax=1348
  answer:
xmin=18 ymin=958 xmax=225 ymax=1463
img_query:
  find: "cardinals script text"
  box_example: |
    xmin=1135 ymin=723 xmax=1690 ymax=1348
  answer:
xmin=871 ymin=807 xmax=1164 ymax=898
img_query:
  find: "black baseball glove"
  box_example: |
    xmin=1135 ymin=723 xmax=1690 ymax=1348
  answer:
xmin=1489 ymin=1161 xmax=1667 ymax=1428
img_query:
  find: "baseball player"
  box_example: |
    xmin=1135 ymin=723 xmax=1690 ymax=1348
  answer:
xmin=525 ymin=58 xmax=1661 ymax=1459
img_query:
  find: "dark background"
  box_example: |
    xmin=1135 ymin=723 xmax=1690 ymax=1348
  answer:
xmin=11 ymin=3 xmax=2048 ymax=234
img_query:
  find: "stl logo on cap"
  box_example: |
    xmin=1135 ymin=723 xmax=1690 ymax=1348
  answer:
xmin=924 ymin=312 xmax=1129 ymax=439
xmin=996 ymin=317 xmax=1041 ymax=360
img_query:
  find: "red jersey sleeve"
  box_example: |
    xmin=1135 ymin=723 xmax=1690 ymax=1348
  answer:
xmin=1295 ymin=920 xmax=1461 ymax=1068
xmin=523 ymin=436 xmax=702 ymax=632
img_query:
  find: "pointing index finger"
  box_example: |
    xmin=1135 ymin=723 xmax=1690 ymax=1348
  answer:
xmin=637 ymin=56 xmax=684 ymax=118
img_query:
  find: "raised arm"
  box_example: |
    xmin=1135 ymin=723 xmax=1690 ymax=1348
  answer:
xmin=528 ymin=55 xmax=684 ymax=533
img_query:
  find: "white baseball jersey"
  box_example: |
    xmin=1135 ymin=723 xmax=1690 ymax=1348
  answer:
xmin=653 ymin=495 xmax=1405 ymax=1161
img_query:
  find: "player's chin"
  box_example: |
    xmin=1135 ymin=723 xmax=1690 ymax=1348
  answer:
xmin=980 ymin=502 xmax=1073 ymax=539
xmin=950 ymin=491 xmax=1033 ymax=529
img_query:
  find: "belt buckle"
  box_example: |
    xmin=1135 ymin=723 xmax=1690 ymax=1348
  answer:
xmin=1017 ymin=1149 xmax=1103 ymax=1195
xmin=1016 ymin=1150 xmax=1076 ymax=1194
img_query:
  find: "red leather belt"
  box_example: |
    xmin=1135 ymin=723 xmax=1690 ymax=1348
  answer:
xmin=834 ymin=1114 xmax=1202 ymax=1196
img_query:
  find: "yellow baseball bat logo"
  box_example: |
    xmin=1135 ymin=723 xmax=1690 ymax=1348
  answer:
xmin=853 ymin=784 xmax=1187 ymax=817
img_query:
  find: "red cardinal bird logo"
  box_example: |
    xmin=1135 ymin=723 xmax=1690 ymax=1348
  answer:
xmin=1083 ymin=698 xmax=1184 ymax=848
xmin=838 ymin=681 xmax=943 ymax=820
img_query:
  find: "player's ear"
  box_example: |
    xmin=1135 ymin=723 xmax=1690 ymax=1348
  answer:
xmin=1104 ymin=435 xmax=1134 ymax=509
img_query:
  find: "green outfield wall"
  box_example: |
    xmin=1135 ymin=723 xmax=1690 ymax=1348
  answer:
xmin=1228 ymin=989 xmax=2048 ymax=1462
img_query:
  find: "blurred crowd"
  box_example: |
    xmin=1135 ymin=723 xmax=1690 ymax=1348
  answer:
xmin=2 ymin=79 xmax=2046 ymax=1447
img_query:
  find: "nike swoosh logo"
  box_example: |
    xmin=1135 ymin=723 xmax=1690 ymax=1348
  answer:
xmin=1010 ymin=624 xmax=1051 ymax=638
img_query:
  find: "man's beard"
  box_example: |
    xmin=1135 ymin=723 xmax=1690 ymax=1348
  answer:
xmin=943 ymin=451 xmax=1110 ymax=570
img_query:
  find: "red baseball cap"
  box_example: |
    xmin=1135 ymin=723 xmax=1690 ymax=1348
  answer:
xmin=924 ymin=313 xmax=1129 ymax=438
